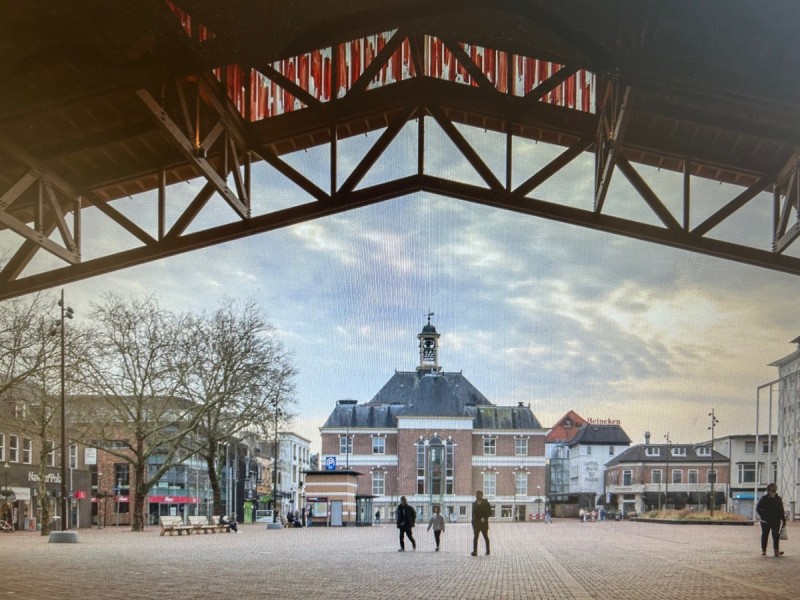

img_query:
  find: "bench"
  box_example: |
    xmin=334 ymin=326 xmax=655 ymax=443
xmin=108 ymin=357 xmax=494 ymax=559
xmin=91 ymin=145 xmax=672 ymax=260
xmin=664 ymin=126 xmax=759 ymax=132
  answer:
xmin=211 ymin=515 xmax=231 ymax=533
xmin=188 ymin=515 xmax=230 ymax=534
xmin=159 ymin=516 xmax=194 ymax=536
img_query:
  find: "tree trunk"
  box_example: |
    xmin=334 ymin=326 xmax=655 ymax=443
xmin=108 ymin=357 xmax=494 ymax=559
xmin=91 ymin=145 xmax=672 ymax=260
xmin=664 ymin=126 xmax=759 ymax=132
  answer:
xmin=131 ymin=464 xmax=147 ymax=531
xmin=207 ymin=455 xmax=223 ymax=516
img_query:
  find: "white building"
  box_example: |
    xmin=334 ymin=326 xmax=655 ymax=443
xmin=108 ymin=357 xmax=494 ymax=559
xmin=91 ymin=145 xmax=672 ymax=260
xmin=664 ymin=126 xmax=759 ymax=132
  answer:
xmin=274 ymin=432 xmax=312 ymax=517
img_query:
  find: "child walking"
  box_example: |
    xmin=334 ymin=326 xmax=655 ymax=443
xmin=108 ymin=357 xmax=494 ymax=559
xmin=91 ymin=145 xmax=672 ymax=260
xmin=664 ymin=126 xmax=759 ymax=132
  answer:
xmin=427 ymin=505 xmax=446 ymax=551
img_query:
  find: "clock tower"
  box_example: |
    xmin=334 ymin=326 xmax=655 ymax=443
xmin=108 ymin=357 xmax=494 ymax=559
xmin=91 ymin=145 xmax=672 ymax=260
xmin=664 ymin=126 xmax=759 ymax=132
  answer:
xmin=417 ymin=312 xmax=441 ymax=372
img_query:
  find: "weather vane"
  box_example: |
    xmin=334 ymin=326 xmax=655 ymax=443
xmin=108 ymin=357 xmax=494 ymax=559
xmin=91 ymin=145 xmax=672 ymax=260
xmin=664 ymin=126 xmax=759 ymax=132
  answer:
xmin=427 ymin=310 xmax=434 ymax=325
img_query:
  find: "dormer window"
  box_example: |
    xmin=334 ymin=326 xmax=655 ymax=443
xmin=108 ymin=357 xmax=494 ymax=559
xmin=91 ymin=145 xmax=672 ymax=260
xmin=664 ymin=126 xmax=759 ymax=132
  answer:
xmin=671 ymin=447 xmax=686 ymax=457
xmin=645 ymin=447 xmax=660 ymax=457
xmin=696 ymin=447 xmax=711 ymax=457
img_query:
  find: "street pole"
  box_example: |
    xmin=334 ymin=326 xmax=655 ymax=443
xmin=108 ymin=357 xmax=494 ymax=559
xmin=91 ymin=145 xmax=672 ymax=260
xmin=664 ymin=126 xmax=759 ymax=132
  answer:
xmin=54 ymin=289 xmax=73 ymax=532
xmin=664 ymin=433 xmax=671 ymax=511
xmin=708 ymin=409 xmax=719 ymax=517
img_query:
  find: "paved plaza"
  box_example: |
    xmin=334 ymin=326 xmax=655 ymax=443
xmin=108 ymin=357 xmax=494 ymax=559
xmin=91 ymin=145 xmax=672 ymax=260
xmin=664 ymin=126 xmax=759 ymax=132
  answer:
xmin=0 ymin=519 xmax=797 ymax=599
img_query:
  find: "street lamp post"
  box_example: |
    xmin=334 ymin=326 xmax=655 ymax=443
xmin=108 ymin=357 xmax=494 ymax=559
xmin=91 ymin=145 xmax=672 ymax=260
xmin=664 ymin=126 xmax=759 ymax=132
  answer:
xmin=708 ymin=409 xmax=720 ymax=517
xmin=50 ymin=289 xmax=73 ymax=533
xmin=97 ymin=471 xmax=103 ymax=529
xmin=664 ymin=433 xmax=671 ymax=511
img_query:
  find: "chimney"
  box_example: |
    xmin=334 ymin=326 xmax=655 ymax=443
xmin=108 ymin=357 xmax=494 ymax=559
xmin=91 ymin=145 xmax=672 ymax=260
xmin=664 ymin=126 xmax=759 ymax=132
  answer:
xmin=644 ymin=431 xmax=651 ymax=445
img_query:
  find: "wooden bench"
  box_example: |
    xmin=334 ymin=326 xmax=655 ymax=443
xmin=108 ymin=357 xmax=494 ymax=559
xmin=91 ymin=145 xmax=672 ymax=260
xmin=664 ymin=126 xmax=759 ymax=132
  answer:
xmin=188 ymin=515 xmax=230 ymax=533
xmin=159 ymin=515 xmax=194 ymax=536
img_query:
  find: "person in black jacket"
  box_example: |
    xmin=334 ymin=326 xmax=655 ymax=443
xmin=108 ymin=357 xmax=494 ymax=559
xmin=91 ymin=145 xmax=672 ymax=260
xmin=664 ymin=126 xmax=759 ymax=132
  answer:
xmin=471 ymin=490 xmax=491 ymax=556
xmin=756 ymin=483 xmax=786 ymax=556
xmin=396 ymin=496 xmax=416 ymax=551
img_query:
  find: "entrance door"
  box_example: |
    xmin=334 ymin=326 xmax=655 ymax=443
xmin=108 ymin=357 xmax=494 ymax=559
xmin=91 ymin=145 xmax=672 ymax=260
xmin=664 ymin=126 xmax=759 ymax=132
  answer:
xmin=330 ymin=500 xmax=343 ymax=526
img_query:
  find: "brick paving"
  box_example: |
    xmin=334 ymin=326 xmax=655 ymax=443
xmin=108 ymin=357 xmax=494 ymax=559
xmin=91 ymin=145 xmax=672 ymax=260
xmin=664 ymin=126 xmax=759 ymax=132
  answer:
xmin=0 ymin=520 xmax=797 ymax=599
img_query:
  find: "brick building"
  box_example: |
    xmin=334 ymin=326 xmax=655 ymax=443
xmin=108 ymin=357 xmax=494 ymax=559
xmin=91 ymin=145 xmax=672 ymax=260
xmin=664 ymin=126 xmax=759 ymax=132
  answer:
xmin=319 ymin=318 xmax=546 ymax=524
xmin=604 ymin=434 xmax=730 ymax=515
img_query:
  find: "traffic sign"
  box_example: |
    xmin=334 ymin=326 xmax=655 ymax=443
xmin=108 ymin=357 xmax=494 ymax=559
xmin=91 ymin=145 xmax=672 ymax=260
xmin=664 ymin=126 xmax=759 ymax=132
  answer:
xmin=325 ymin=456 xmax=336 ymax=471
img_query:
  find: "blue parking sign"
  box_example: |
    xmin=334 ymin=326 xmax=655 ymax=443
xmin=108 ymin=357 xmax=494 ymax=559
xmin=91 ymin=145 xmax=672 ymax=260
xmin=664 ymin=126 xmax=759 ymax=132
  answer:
xmin=325 ymin=456 xmax=336 ymax=471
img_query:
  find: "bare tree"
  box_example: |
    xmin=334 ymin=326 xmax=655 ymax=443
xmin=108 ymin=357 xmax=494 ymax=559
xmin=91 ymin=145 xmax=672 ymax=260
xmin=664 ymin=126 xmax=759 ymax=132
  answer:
xmin=178 ymin=301 xmax=296 ymax=517
xmin=76 ymin=295 xmax=202 ymax=531
xmin=0 ymin=294 xmax=53 ymax=396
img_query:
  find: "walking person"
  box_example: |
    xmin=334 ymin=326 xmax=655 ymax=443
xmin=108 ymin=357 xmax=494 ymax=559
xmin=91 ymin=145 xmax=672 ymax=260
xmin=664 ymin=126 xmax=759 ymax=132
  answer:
xmin=757 ymin=483 xmax=787 ymax=557
xmin=471 ymin=490 xmax=491 ymax=556
xmin=427 ymin=505 xmax=445 ymax=551
xmin=396 ymin=496 xmax=416 ymax=551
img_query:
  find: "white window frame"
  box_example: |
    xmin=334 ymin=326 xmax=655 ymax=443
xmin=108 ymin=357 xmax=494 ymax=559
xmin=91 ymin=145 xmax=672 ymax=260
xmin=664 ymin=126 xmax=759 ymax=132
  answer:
xmin=623 ymin=470 xmax=633 ymax=485
xmin=0 ymin=433 xmax=4 ymax=462
xmin=339 ymin=436 xmax=352 ymax=455
xmin=671 ymin=469 xmax=682 ymax=484
xmin=670 ymin=447 xmax=686 ymax=457
xmin=483 ymin=438 xmax=496 ymax=456
xmin=645 ymin=447 xmax=660 ymax=457
xmin=371 ymin=437 xmax=385 ymax=455
xmin=696 ymin=447 xmax=711 ymax=457
xmin=8 ymin=434 xmax=19 ymax=463
xmin=483 ymin=472 xmax=497 ymax=497
xmin=22 ymin=438 xmax=32 ymax=464
xmin=515 ymin=471 xmax=528 ymax=496
xmin=688 ymin=469 xmax=698 ymax=484
xmin=514 ymin=437 xmax=527 ymax=456
xmin=651 ymin=469 xmax=662 ymax=484
xmin=372 ymin=471 xmax=385 ymax=496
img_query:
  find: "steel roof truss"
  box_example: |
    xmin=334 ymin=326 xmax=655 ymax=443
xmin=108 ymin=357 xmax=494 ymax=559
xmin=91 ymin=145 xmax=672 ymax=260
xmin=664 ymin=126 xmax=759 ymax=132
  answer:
xmin=772 ymin=159 xmax=800 ymax=254
xmin=616 ymin=154 xmax=682 ymax=231
xmin=428 ymin=104 xmax=503 ymax=191
xmin=347 ymin=29 xmax=407 ymax=96
xmin=594 ymin=84 xmax=632 ymax=213
xmin=136 ymin=88 xmax=250 ymax=219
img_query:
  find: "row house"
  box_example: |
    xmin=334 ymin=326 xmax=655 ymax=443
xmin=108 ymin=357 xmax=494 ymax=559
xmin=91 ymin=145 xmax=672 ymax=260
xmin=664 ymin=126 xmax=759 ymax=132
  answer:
xmin=605 ymin=434 xmax=730 ymax=515
xmin=709 ymin=434 xmax=778 ymax=519
xmin=319 ymin=319 xmax=547 ymax=525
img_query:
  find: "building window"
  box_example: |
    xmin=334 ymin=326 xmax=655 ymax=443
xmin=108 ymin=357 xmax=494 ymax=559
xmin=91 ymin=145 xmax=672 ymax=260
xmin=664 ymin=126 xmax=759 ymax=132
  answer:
xmin=609 ymin=445 xmax=615 ymax=456
xmin=114 ymin=463 xmax=130 ymax=488
xmin=738 ymin=463 xmax=755 ymax=484
xmin=69 ymin=444 xmax=78 ymax=469
xmin=515 ymin=438 xmax=528 ymax=456
xmin=744 ymin=441 xmax=755 ymax=454
xmin=372 ymin=471 xmax=385 ymax=496
xmin=21 ymin=438 xmax=32 ymax=464
xmin=761 ymin=440 xmax=773 ymax=453
xmin=45 ymin=440 xmax=55 ymax=467
xmin=671 ymin=447 xmax=686 ymax=457
xmin=651 ymin=469 xmax=662 ymax=484
xmin=515 ymin=471 xmax=527 ymax=496
xmin=483 ymin=438 xmax=496 ymax=456
xmin=483 ymin=472 xmax=497 ymax=497
xmin=584 ymin=445 xmax=592 ymax=455
xmin=645 ymin=447 xmax=660 ymax=457
xmin=707 ymin=469 xmax=717 ymax=484
xmin=688 ymin=469 xmax=698 ymax=484
xmin=696 ymin=447 xmax=711 ymax=457
xmin=371 ymin=437 xmax=385 ymax=455
xmin=672 ymin=470 xmax=682 ymax=484
xmin=445 ymin=440 xmax=455 ymax=494
xmin=623 ymin=470 xmax=633 ymax=486
xmin=8 ymin=435 xmax=18 ymax=463
xmin=339 ymin=436 xmax=352 ymax=456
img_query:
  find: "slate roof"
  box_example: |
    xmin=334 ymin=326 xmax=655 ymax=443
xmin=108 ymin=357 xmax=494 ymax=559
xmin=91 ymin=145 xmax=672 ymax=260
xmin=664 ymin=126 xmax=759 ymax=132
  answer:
xmin=568 ymin=424 xmax=631 ymax=447
xmin=606 ymin=444 xmax=728 ymax=466
xmin=322 ymin=370 xmax=541 ymax=429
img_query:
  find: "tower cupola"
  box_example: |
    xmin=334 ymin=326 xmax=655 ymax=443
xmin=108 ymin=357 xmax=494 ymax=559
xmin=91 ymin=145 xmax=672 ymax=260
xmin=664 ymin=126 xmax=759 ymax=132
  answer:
xmin=417 ymin=312 xmax=441 ymax=372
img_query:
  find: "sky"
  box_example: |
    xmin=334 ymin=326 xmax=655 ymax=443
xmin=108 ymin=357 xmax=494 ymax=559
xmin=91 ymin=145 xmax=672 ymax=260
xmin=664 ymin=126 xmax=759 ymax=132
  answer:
xmin=3 ymin=121 xmax=799 ymax=455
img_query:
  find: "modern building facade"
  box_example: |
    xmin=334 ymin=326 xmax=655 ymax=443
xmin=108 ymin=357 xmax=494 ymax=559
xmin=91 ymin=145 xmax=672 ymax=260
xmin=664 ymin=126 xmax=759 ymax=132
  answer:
xmin=319 ymin=319 xmax=547 ymax=524
xmin=710 ymin=434 xmax=777 ymax=519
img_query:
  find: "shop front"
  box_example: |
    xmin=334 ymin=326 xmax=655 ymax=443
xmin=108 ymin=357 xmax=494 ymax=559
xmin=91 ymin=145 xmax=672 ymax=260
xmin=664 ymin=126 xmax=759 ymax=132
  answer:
xmin=148 ymin=495 xmax=199 ymax=525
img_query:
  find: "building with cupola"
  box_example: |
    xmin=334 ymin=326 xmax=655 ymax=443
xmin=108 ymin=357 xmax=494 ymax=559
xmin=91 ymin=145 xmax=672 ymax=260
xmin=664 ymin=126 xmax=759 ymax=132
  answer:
xmin=318 ymin=317 xmax=547 ymax=525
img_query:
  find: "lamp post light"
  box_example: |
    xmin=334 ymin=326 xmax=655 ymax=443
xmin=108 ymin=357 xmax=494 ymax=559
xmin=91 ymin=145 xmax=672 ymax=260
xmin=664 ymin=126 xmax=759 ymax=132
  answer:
xmin=708 ymin=409 xmax=720 ymax=517
xmin=50 ymin=289 xmax=73 ymax=534
xmin=664 ymin=433 xmax=671 ymax=511
xmin=97 ymin=471 xmax=103 ymax=529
